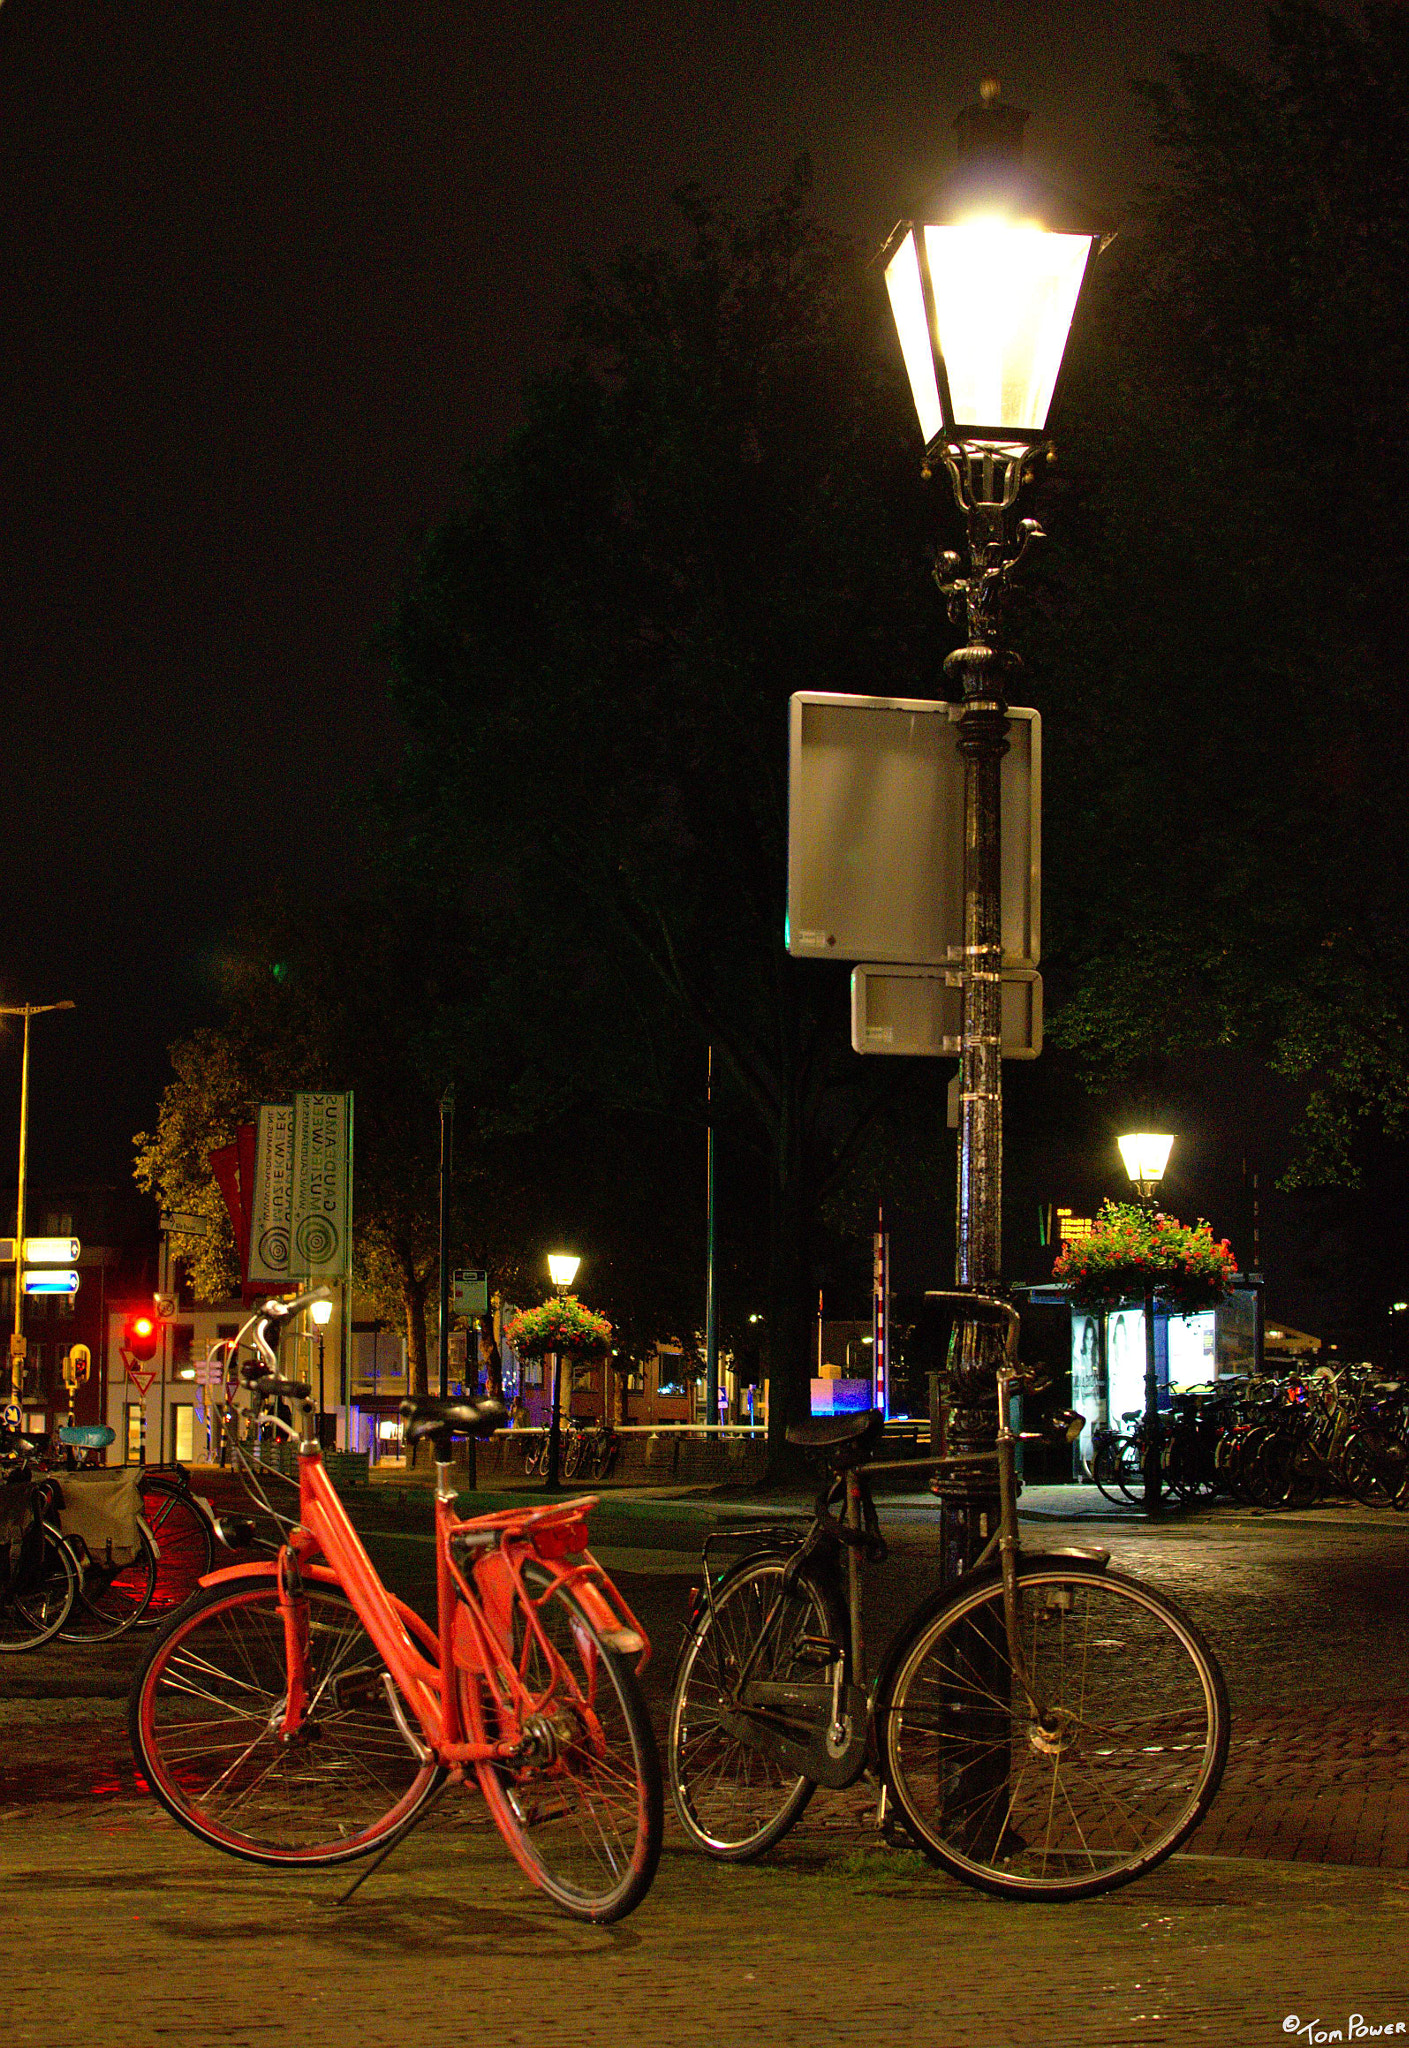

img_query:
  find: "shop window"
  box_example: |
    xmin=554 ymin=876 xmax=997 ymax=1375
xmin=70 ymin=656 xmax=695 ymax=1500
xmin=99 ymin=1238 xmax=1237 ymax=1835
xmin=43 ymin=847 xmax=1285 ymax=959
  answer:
xmin=657 ymin=1349 xmax=687 ymax=1396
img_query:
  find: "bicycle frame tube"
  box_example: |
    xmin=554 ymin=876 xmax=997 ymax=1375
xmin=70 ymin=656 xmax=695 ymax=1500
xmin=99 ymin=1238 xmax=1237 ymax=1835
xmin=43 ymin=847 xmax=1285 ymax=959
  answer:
xmin=207 ymin=1447 xmax=653 ymax=1772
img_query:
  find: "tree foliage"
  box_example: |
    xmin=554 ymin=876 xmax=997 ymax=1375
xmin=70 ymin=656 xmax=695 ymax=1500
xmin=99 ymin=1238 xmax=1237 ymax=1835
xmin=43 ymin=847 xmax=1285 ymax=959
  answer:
xmin=1038 ymin=2 xmax=1409 ymax=1185
xmin=380 ymin=170 xmax=948 ymax=1454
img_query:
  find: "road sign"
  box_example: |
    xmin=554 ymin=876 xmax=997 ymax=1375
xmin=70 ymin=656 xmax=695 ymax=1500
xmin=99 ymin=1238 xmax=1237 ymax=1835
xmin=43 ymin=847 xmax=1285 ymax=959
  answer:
xmin=162 ymin=1213 xmax=210 ymax=1239
xmin=850 ymin=965 xmax=1043 ymax=1058
xmin=22 ymin=1269 xmax=79 ymax=1296
xmin=451 ymin=1269 xmax=489 ymax=1317
xmin=155 ymin=1293 xmax=177 ymax=1318
xmin=787 ymin=693 xmax=1041 ymax=968
xmin=125 ymin=1364 xmax=157 ymax=1396
xmin=1 ymin=1402 xmax=21 ymax=1431
xmin=22 ymin=1236 xmax=80 ymax=1263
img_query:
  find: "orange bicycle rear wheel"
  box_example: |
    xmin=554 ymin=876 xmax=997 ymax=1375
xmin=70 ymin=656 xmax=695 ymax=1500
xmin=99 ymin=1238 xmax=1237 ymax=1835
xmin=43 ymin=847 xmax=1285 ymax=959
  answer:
xmin=461 ymin=1560 xmax=661 ymax=1923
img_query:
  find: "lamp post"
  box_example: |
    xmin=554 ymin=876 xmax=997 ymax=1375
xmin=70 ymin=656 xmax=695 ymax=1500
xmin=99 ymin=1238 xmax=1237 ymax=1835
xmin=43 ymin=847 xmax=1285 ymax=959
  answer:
xmin=310 ymin=1293 xmax=333 ymax=1446
xmin=2 ymin=999 xmax=76 ymax=1414
xmin=884 ymin=82 xmax=1102 ymax=1577
xmin=437 ymin=1084 xmax=454 ymax=1400
xmin=1118 ymin=1132 xmax=1175 ymax=1516
xmin=544 ymin=1252 xmax=580 ymax=1492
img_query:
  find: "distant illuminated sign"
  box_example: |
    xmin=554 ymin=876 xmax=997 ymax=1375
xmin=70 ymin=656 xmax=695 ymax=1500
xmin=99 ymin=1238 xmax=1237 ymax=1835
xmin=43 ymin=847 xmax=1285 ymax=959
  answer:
xmin=1057 ymin=1208 xmax=1093 ymax=1242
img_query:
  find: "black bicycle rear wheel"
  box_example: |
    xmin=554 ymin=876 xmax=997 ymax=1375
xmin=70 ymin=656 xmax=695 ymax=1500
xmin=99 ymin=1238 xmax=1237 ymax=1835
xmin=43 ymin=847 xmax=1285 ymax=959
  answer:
xmin=668 ymin=1555 xmax=842 ymax=1860
xmin=137 ymin=1475 xmax=218 ymax=1622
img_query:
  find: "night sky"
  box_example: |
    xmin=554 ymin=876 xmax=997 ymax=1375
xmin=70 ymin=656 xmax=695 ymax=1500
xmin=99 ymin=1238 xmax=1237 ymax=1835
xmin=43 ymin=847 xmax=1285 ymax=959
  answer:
xmin=0 ymin=0 xmax=1271 ymax=1190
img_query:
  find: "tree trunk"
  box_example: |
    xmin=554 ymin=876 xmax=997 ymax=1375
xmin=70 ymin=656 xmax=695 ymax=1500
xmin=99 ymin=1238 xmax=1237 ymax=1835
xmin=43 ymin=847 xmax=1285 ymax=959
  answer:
xmin=401 ymin=1261 xmax=431 ymax=1398
xmin=478 ymin=1309 xmax=503 ymax=1401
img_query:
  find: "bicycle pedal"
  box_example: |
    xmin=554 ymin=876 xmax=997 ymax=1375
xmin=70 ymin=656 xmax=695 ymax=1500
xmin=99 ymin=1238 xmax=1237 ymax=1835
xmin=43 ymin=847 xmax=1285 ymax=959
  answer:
xmin=793 ymin=1636 xmax=842 ymax=1666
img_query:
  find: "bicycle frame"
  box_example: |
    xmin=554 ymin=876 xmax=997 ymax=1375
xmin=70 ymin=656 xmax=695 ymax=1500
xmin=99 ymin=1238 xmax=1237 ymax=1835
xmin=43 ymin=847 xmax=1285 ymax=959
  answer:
xmin=203 ymin=1440 xmax=650 ymax=1775
xmin=694 ymin=1289 xmax=1094 ymax=1765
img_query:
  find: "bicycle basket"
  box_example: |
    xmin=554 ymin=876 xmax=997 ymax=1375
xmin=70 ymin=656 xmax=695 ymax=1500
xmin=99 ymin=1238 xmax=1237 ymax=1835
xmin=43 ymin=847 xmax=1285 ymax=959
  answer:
xmin=52 ymin=1468 xmax=144 ymax=1568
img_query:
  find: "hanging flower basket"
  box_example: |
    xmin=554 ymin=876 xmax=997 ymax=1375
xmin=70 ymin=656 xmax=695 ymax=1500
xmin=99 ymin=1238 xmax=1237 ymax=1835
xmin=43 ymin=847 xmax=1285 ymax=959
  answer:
xmin=502 ymin=1295 xmax=613 ymax=1362
xmin=1052 ymin=1201 xmax=1237 ymax=1317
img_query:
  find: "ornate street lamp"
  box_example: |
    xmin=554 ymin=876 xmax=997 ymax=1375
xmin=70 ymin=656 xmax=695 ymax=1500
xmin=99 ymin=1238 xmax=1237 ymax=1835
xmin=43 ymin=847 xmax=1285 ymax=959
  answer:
xmin=547 ymin=1253 xmax=581 ymax=1294
xmin=1118 ymin=1132 xmax=1175 ymax=1204
xmin=885 ymin=82 xmax=1104 ymax=1575
xmin=544 ymin=1252 xmax=581 ymax=1489
xmin=310 ymin=1292 xmax=333 ymax=1444
xmin=1118 ymin=1131 xmax=1175 ymax=1514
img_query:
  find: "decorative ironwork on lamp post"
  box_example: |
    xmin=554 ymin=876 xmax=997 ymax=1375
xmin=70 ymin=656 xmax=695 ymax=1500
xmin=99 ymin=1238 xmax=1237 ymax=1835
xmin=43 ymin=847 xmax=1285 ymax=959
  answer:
xmin=883 ymin=81 xmax=1104 ymax=1576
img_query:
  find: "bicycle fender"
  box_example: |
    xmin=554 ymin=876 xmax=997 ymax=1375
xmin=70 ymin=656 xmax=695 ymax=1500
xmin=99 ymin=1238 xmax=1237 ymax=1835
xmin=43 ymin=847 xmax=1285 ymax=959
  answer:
xmin=195 ymin=1559 xmax=441 ymax=1660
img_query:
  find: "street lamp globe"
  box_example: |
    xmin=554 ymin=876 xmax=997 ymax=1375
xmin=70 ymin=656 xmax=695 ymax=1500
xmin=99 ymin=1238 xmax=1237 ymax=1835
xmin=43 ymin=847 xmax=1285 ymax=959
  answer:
xmin=1118 ymin=1132 xmax=1175 ymax=1203
xmin=309 ymin=1296 xmax=334 ymax=1328
xmin=547 ymin=1252 xmax=580 ymax=1294
xmin=883 ymin=79 xmax=1104 ymax=468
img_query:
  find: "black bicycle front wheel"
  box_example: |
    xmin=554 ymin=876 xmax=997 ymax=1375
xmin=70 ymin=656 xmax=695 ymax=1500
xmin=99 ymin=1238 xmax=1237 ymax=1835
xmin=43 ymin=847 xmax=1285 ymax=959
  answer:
xmin=878 ymin=1561 xmax=1229 ymax=1901
xmin=1 ymin=1522 xmax=78 ymax=1650
xmin=668 ymin=1555 xmax=843 ymax=1860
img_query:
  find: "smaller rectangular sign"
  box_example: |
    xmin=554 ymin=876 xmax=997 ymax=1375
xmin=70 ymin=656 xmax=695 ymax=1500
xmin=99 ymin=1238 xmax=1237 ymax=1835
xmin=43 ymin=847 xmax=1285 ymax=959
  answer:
xmin=851 ymin=966 xmax=1043 ymax=1059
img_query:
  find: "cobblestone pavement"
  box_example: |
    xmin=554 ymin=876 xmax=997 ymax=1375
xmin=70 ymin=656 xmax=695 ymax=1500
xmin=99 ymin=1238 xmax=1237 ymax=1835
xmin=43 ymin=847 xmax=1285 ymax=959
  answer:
xmin=5 ymin=1483 xmax=1409 ymax=2043
xmin=3 ymin=1792 xmax=1407 ymax=2048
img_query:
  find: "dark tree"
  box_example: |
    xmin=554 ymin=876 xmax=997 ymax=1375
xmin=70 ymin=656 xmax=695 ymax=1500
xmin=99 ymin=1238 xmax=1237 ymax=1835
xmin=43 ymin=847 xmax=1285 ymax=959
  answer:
xmin=1031 ymin=2 xmax=1409 ymax=1189
xmin=380 ymin=174 xmax=946 ymax=1462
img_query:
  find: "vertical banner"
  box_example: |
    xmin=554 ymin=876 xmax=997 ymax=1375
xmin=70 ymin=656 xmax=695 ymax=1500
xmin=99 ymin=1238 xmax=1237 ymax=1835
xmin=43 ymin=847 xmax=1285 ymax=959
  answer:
xmin=247 ymin=1105 xmax=295 ymax=1285
xmin=292 ymin=1093 xmax=353 ymax=1280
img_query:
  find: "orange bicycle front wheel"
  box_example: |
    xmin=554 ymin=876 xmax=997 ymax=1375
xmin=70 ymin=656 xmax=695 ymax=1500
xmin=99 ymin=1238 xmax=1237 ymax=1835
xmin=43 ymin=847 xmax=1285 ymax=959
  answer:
xmin=461 ymin=1559 xmax=662 ymax=1923
xmin=129 ymin=1574 xmax=444 ymax=1865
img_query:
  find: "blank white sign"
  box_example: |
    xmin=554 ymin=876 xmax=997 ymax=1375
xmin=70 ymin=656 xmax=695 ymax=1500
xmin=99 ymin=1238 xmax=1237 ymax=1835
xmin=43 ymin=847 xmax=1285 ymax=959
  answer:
xmin=787 ymin=693 xmax=1040 ymax=968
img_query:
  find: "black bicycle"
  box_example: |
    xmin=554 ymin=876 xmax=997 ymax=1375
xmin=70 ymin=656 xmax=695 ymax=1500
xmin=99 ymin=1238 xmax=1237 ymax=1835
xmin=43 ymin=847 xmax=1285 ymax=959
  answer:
xmin=667 ymin=1292 xmax=1230 ymax=1901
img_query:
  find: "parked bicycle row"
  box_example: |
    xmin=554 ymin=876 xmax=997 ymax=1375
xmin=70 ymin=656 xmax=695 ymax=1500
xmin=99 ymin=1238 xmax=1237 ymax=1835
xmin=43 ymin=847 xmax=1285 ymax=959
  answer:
xmin=108 ymin=1287 xmax=1232 ymax=1924
xmin=0 ymin=1422 xmax=249 ymax=1650
xmin=1088 ymin=1362 xmax=1409 ymax=1510
xmin=516 ymin=1418 xmax=619 ymax=1481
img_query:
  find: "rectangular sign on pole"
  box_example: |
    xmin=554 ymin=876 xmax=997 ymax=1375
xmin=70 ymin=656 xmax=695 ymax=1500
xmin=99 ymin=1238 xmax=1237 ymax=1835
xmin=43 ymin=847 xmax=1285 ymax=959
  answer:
xmin=246 ymin=1105 xmax=295 ymax=1285
xmin=292 ymin=1093 xmax=353 ymax=1281
xmin=450 ymin=1268 xmax=489 ymax=1317
xmin=787 ymin=693 xmax=1041 ymax=968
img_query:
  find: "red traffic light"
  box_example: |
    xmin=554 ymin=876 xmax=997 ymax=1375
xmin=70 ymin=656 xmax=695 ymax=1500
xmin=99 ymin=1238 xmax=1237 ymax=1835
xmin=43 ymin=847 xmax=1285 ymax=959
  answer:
xmin=123 ymin=1310 xmax=161 ymax=1363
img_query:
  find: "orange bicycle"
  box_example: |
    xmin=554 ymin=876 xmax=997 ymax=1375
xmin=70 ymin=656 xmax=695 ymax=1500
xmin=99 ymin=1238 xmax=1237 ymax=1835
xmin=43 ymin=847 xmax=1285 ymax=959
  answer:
xmin=128 ymin=1288 xmax=662 ymax=1923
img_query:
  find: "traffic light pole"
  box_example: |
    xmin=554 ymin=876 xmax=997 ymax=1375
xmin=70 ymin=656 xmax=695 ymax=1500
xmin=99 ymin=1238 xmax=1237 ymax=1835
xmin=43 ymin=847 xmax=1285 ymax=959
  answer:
xmin=2 ymin=1000 xmax=75 ymax=1409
